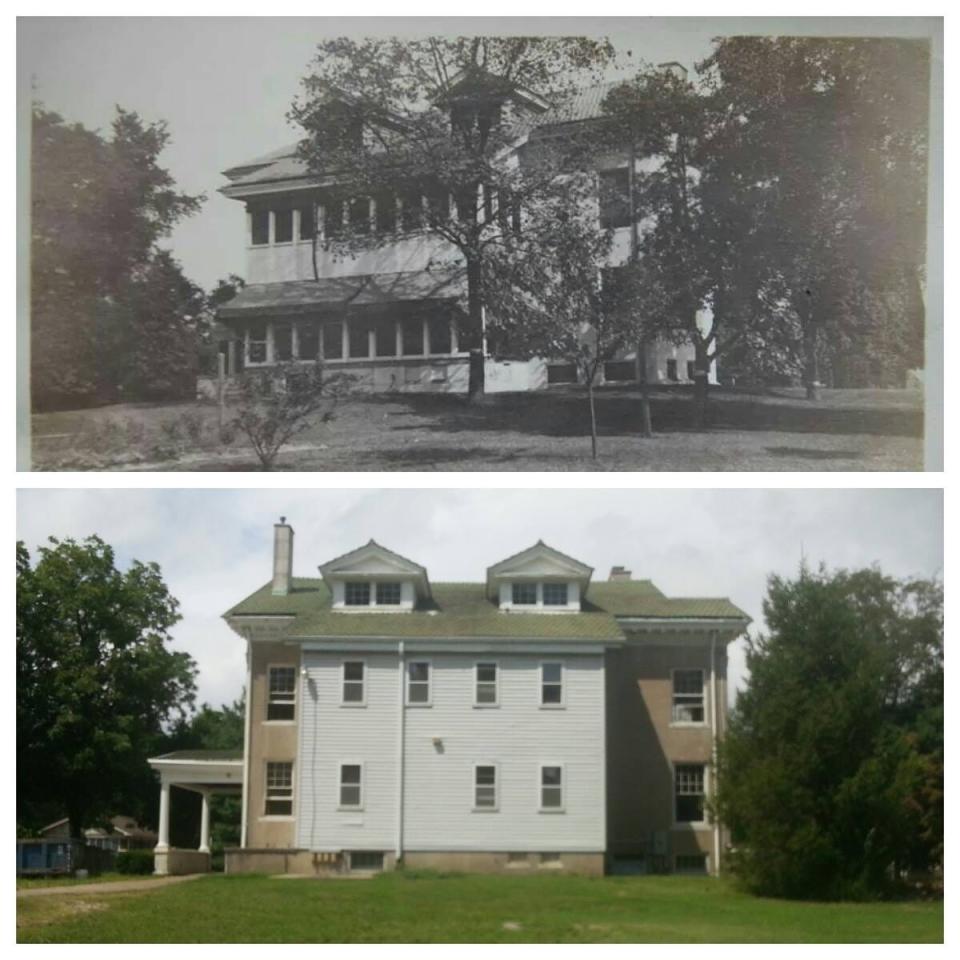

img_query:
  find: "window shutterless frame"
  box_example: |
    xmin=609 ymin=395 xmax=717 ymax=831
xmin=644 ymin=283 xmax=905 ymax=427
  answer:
xmin=540 ymin=661 xmax=564 ymax=707
xmin=671 ymin=668 xmax=706 ymax=726
xmin=539 ymin=763 xmax=565 ymax=812
xmin=264 ymin=760 xmax=294 ymax=817
xmin=406 ymin=660 xmax=431 ymax=706
xmin=341 ymin=660 xmax=366 ymax=706
xmin=338 ymin=762 xmax=364 ymax=810
xmin=266 ymin=664 xmax=297 ymax=722
xmin=472 ymin=763 xmax=498 ymax=811
xmin=474 ymin=661 xmax=499 ymax=707
xmin=673 ymin=762 xmax=709 ymax=827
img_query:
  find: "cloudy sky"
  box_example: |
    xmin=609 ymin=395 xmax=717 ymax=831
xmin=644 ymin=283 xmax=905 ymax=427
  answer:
xmin=16 ymin=488 xmax=943 ymax=712
xmin=18 ymin=16 xmax=937 ymax=290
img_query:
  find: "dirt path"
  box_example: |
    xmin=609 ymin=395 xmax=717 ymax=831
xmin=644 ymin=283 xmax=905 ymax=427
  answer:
xmin=18 ymin=874 xmax=203 ymax=898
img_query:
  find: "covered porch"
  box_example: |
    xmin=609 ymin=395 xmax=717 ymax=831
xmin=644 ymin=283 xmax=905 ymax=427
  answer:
xmin=147 ymin=750 xmax=244 ymax=875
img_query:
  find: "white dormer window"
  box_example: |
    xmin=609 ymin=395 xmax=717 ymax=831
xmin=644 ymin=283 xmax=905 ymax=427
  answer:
xmin=542 ymin=583 xmax=568 ymax=606
xmin=376 ymin=582 xmax=401 ymax=605
xmin=512 ymin=583 xmax=537 ymax=605
xmin=345 ymin=582 xmax=371 ymax=606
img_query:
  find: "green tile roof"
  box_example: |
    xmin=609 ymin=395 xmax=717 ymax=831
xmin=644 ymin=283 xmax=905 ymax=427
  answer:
xmin=226 ymin=578 xmax=748 ymax=642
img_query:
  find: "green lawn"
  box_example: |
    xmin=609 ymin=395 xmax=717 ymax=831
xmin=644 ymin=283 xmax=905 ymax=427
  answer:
xmin=30 ymin=385 xmax=924 ymax=472
xmin=17 ymin=872 xmax=160 ymax=889
xmin=17 ymin=872 xmax=942 ymax=943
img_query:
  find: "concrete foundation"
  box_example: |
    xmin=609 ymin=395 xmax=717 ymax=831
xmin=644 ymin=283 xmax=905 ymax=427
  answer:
xmin=402 ymin=851 xmax=605 ymax=876
xmin=153 ymin=848 xmax=211 ymax=876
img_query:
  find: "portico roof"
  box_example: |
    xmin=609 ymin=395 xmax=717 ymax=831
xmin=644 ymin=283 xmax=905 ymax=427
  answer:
xmin=217 ymin=269 xmax=466 ymax=319
xmin=148 ymin=751 xmax=244 ymax=791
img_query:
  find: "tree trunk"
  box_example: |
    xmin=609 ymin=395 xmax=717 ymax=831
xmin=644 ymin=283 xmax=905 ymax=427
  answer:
xmin=466 ymin=256 xmax=485 ymax=400
xmin=692 ymin=339 xmax=710 ymax=429
xmin=636 ymin=340 xmax=653 ymax=438
xmin=803 ymin=320 xmax=820 ymax=401
xmin=587 ymin=378 xmax=599 ymax=460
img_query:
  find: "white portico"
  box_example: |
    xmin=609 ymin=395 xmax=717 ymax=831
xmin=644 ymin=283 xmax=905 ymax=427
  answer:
xmin=147 ymin=750 xmax=244 ymax=875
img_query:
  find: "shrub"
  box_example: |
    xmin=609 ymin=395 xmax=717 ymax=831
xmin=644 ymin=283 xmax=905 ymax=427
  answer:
xmin=115 ymin=849 xmax=155 ymax=875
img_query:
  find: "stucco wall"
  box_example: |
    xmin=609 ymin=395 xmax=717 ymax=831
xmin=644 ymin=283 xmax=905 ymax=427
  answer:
xmin=605 ymin=638 xmax=727 ymax=868
xmin=247 ymin=641 xmax=300 ymax=849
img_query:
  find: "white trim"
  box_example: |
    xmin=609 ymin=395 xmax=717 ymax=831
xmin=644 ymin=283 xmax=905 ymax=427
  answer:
xmin=338 ymin=760 xmax=365 ymax=811
xmin=396 ymin=641 xmax=405 ymax=861
xmin=538 ymin=762 xmax=566 ymax=813
xmin=539 ymin=660 xmax=565 ymax=709
xmin=473 ymin=660 xmax=499 ymax=708
xmin=669 ymin=667 xmax=707 ymax=727
xmin=472 ymin=761 xmax=499 ymax=812
xmin=405 ymin=658 xmax=432 ymax=707
xmin=340 ymin=658 xmax=367 ymax=707
xmin=266 ymin=662 xmax=297 ymax=723
xmin=671 ymin=760 xmax=711 ymax=831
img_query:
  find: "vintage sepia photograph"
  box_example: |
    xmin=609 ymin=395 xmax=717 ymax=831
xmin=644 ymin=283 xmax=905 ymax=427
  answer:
xmin=16 ymin=17 xmax=942 ymax=471
xmin=15 ymin=488 xmax=944 ymax=942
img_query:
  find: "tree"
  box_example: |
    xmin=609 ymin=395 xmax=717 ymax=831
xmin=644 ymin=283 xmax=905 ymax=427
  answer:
xmin=30 ymin=105 xmax=204 ymax=410
xmin=17 ymin=537 xmax=197 ymax=837
xmin=715 ymin=565 xmax=943 ymax=899
xmin=231 ymin=362 xmax=353 ymax=470
xmin=483 ymin=174 xmax=644 ymax=459
xmin=289 ymin=36 xmax=615 ymax=398
xmin=697 ymin=38 xmax=929 ymax=396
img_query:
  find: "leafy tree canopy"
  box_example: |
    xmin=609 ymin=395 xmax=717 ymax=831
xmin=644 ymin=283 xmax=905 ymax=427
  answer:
xmin=17 ymin=536 xmax=197 ymax=836
xmin=716 ymin=565 xmax=942 ymax=900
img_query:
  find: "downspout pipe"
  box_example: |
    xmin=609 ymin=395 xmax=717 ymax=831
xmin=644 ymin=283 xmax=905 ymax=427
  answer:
xmin=710 ymin=630 xmax=720 ymax=876
xmin=396 ymin=640 xmax=406 ymax=864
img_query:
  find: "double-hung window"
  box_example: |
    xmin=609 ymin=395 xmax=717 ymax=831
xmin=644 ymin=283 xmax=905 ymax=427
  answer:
xmin=265 ymin=761 xmax=293 ymax=816
xmin=342 ymin=661 xmax=365 ymax=704
xmin=675 ymin=764 xmax=706 ymax=823
xmin=248 ymin=322 xmax=267 ymax=364
xmin=541 ymin=662 xmax=563 ymax=706
xmin=672 ymin=670 xmax=705 ymax=724
xmin=267 ymin=666 xmax=296 ymax=721
xmin=475 ymin=662 xmax=498 ymax=705
xmin=345 ymin=581 xmax=371 ymax=606
xmin=542 ymin=583 xmax=568 ymax=606
xmin=512 ymin=582 xmax=537 ymax=606
xmin=474 ymin=765 xmax=497 ymax=810
xmin=540 ymin=765 xmax=564 ymax=810
xmin=407 ymin=661 xmax=430 ymax=705
xmin=339 ymin=764 xmax=363 ymax=808
xmin=376 ymin=582 xmax=401 ymax=605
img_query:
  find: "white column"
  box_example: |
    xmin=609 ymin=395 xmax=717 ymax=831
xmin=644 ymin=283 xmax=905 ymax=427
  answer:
xmin=156 ymin=780 xmax=170 ymax=851
xmin=199 ymin=791 xmax=211 ymax=854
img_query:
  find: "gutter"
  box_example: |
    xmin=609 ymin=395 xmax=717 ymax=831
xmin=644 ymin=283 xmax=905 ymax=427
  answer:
xmin=396 ymin=641 xmax=406 ymax=864
xmin=710 ymin=630 xmax=720 ymax=876
xmin=241 ymin=639 xmax=253 ymax=848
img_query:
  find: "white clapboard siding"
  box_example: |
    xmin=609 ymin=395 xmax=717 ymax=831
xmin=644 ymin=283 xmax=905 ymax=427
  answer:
xmin=297 ymin=651 xmax=399 ymax=851
xmin=296 ymin=650 xmax=606 ymax=854
xmin=403 ymin=654 xmax=605 ymax=852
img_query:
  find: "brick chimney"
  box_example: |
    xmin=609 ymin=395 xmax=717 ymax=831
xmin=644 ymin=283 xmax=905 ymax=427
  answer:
xmin=272 ymin=517 xmax=294 ymax=596
xmin=609 ymin=566 xmax=632 ymax=582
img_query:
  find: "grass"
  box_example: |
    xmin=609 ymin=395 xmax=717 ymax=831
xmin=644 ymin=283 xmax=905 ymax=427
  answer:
xmin=30 ymin=385 xmax=924 ymax=472
xmin=17 ymin=872 xmax=160 ymax=889
xmin=17 ymin=872 xmax=942 ymax=943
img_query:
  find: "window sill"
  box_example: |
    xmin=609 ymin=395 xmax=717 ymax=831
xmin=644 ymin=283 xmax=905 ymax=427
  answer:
xmin=538 ymin=808 xmax=566 ymax=815
xmin=471 ymin=807 xmax=500 ymax=813
xmin=539 ymin=704 xmax=566 ymax=710
xmin=258 ymin=815 xmax=294 ymax=822
xmin=337 ymin=806 xmax=364 ymax=813
xmin=669 ymin=722 xmax=708 ymax=729
xmin=672 ymin=822 xmax=712 ymax=831
xmin=340 ymin=703 xmax=368 ymax=708
xmin=473 ymin=703 xmax=500 ymax=709
xmin=262 ymin=720 xmax=297 ymax=726
xmin=405 ymin=702 xmax=433 ymax=709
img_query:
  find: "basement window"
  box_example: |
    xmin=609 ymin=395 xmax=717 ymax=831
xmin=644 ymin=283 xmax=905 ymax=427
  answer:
xmin=675 ymin=854 xmax=708 ymax=875
xmin=265 ymin=761 xmax=293 ymax=816
xmin=349 ymin=850 xmax=384 ymax=871
xmin=675 ymin=764 xmax=706 ymax=824
xmin=267 ymin=666 xmax=296 ymax=721
xmin=672 ymin=670 xmax=705 ymax=724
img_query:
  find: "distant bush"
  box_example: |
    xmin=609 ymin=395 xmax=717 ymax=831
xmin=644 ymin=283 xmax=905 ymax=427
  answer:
xmin=115 ymin=849 xmax=155 ymax=875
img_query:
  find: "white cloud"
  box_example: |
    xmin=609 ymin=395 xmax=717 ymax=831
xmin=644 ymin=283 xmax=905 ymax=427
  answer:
xmin=16 ymin=488 xmax=943 ymax=708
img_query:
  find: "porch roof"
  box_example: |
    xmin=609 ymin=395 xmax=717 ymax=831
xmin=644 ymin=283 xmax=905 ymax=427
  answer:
xmin=217 ymin=269 xmax=466 ymax=320
xmin=148 ymin=751 xmax=244 ymax=791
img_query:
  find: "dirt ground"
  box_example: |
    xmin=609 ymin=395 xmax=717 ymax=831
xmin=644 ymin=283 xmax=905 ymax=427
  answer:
xmin=30 ymin=385 xmax=924 ymax=472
